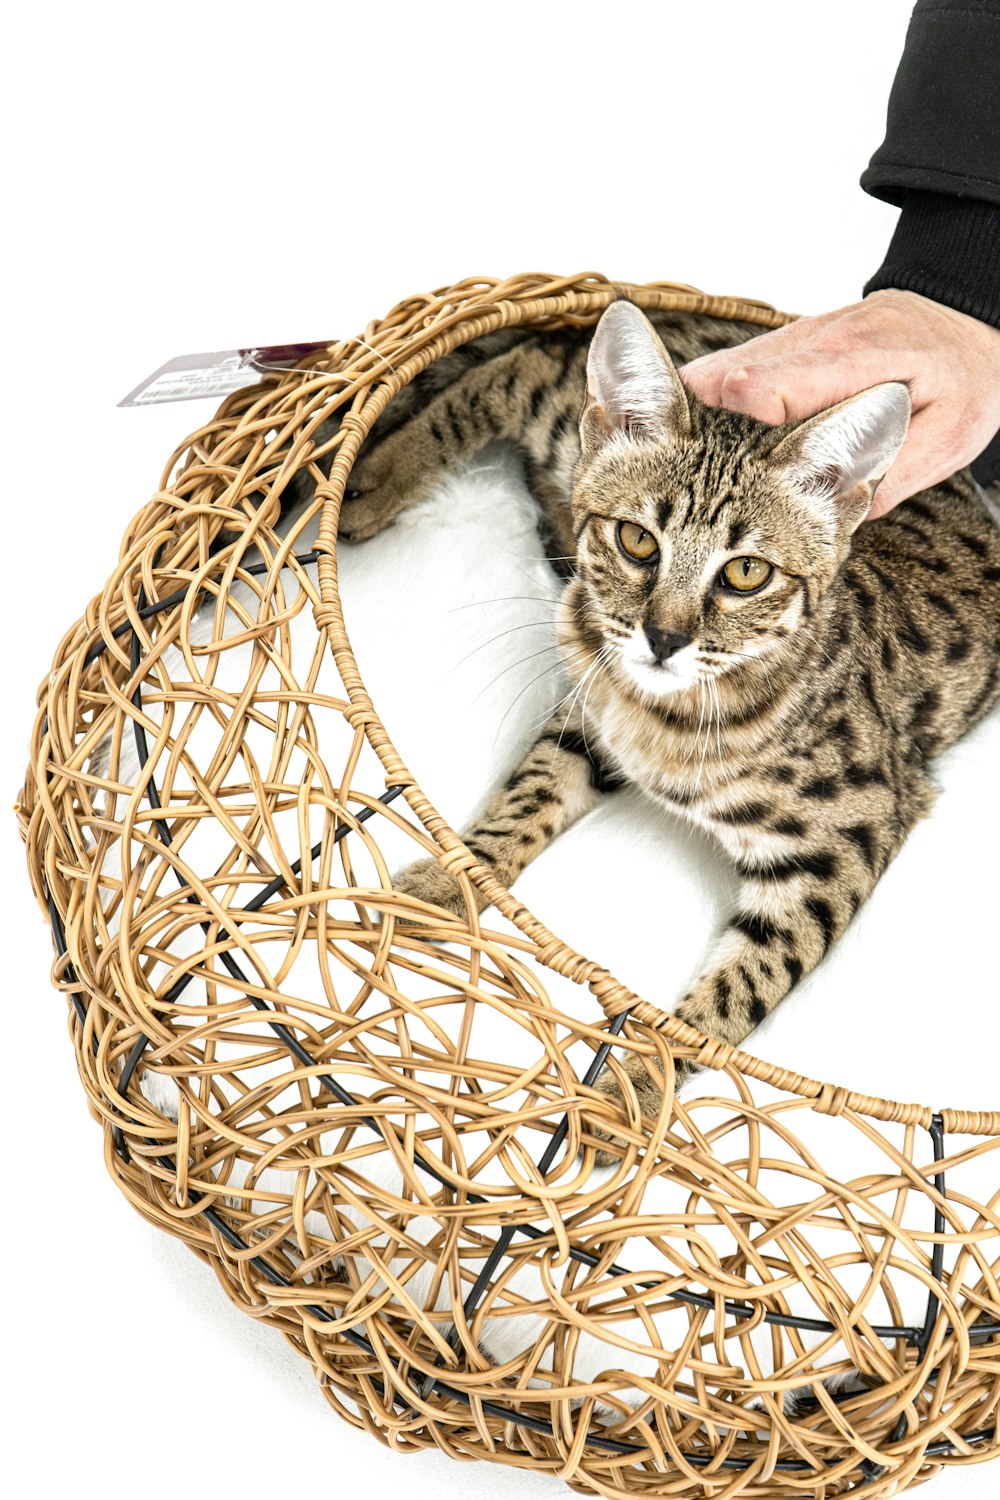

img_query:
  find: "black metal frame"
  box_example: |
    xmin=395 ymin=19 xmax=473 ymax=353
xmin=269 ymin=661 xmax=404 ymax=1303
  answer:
xmin=39 ymin=546 xmax=997 ymax=1482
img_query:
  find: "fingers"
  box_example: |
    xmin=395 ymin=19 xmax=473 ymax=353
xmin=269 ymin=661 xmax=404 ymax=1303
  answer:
xmin=695 ymin=361 xmax=793 ymax=424
xmin=679 ymin=339 xmax=777 ymax=411
xmin=866 ymin=408 xmax=977 ymax=519
xmin=682 ymin=347 xmax=904 ymax=426
xmin=678 ymin=311 xmax=844 ymax=407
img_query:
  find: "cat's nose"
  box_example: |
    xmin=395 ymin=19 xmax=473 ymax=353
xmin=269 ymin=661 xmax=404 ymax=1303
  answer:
xmin=644 ymin=623 xmax=689 ymax=663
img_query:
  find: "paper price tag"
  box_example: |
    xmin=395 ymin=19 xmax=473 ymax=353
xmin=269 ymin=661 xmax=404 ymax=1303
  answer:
xmin=119 ymin=340 xmax=335 ymax=407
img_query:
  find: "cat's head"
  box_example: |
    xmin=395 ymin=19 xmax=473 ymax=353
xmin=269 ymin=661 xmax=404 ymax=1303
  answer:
xmin=569 ymin=300 xmax=910 ymax=702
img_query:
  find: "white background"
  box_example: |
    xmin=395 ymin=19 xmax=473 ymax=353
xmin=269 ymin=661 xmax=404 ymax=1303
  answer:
xmin=3 ymin=2 xmax=995 ymax=1497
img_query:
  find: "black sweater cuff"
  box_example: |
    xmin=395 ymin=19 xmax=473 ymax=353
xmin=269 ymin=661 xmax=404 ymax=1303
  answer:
xmin=864 ymin=191 xmax=1000 ymax=329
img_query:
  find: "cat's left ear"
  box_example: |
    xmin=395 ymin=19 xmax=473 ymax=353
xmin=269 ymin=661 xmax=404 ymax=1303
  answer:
xmin=771 ymin=382 xmax=911 ymax=533
xmin=582 ymin=301 xmax=691 ymax=458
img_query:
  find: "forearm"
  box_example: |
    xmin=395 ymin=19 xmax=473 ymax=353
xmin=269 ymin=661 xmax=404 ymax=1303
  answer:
xmin=861 ymin=0 xmax=1000 ymax=214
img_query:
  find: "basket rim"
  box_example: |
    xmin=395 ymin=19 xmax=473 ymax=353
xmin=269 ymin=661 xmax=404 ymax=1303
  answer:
xmin=309 ymin=270 xmax=998 ymax=1137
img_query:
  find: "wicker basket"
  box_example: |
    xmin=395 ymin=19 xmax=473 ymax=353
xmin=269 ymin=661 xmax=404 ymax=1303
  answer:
xmin=17 ymin=272 xmax=1000 ymax=1498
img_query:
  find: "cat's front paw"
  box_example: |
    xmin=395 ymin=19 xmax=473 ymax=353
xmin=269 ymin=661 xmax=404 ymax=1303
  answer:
xmin=390 ymin=856 xmax=487 ymax=921
xmin=339 ymin=438 xmax=424 ymax=542
xmin=589 ymin=1052 xmax=694 ymax=1167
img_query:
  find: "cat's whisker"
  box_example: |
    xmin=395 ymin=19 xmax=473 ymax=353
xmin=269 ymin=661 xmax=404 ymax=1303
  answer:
xmin=448 ymin=593 xmax=561 ymax=613
xmin=537 ymin=674 xmax=583 ymax=726
xmin=497 ymin=553 xmax=571 ymax=599
xmin=524 ymin=645 xmax=603 ymax=730
xmin=527 ymin=685 xmax=583 ymax=737
xmin=489 ymin=659 xmax=578 ymax=745
xmin=490 ymin=644 xmax=597 ymax=745
xmin=693 ymin=679 xmax=709 ymax=786
xmin=579 ymin=647 xmax=614 ymax=757
xmin=685 ymin=676 xmax=707 ymax=769
xmin=711 ymin=677 xmax=724 ymax=767
xmin=699 ymin=647 xmax=777 ymax=701
xmin=558 ymin=646 xmax=609 ymax=728
xmin=548 ymin=648 xmax=612 ymax=769
xmin=469 ymin=642 xmax=577 ymax=702
xmin=447 ymin=620 xmax=559 ymax=675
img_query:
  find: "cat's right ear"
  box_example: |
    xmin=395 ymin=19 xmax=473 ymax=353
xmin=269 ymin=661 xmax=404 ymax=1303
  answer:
xmin=770 ymin=382 xmax=911 ymax=534
xmin=581 ymin=301 xmax=691 ymax=459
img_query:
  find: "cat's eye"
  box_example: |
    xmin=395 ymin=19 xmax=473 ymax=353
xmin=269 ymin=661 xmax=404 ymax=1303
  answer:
xmin=721 ymin=556 xmax=773 ymax=593
xmin=617 ymin=521 xmax=659 ymax=563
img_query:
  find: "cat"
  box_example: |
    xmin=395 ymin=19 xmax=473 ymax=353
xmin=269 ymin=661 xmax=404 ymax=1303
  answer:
xmin=309 ymin=298 xmax=1000 ymax=1163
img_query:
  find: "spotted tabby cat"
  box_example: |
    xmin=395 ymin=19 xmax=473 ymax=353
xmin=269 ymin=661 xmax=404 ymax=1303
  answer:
xmin=314 ymin=299 xmax=1000 ymax=1159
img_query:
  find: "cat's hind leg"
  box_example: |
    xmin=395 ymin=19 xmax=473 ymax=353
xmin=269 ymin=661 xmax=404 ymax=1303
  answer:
xmin=338 ymin=339 xmax=572 ymax=542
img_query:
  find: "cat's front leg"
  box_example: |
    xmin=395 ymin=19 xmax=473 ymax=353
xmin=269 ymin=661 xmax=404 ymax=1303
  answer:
xmin=391 ymin=707 xmax=624 ymax=920
xmin=591 ymin=829 xmax=896 ymax=1163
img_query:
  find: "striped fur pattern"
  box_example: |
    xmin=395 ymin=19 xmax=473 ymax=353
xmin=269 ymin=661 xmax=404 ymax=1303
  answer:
xmin=308 ymin=301 xmax=1000 ymax=1163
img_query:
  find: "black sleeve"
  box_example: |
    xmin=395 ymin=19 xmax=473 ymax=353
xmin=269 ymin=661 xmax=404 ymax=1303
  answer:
xmin=861 ymin=0 xmax=1000 ymax=329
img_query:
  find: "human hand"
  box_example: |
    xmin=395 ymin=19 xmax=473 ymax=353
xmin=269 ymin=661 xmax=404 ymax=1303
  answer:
xmin=680 ymin=290 xmax=1000 ymax=518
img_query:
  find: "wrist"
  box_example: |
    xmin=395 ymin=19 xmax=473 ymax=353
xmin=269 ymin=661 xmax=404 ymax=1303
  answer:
xmin=865 ymin=191 xmax=1000 ymax=330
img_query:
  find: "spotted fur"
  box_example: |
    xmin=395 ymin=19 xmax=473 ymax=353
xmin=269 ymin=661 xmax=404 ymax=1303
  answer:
xmin=311 ymin=299 xmax=1000 ymax=1164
